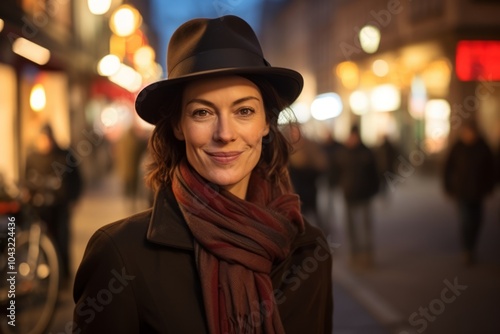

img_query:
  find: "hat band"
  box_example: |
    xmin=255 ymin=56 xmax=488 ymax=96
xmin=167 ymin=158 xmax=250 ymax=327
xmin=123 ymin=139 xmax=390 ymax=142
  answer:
xmin=168 ymin=48 xmax=269 ymax=79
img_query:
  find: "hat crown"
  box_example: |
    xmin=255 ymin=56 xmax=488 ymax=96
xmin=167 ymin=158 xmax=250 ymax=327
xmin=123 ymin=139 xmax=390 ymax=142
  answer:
xmin=167 ymin=16 xmax=268 ymax=79
xmin=135 ymin=15 xmax=303 ymax=125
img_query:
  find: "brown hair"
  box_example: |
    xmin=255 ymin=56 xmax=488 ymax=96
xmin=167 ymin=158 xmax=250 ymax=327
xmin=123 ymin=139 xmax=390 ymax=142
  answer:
xmin=145 ymin=75 xmax=296 ymax=193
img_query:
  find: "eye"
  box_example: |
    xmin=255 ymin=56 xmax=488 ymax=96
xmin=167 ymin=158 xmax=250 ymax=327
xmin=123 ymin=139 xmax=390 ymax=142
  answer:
xmin=237 ymin=107 xmax=255 ymax=116
xmin=192 ymin=109 xmax=211 ymax=117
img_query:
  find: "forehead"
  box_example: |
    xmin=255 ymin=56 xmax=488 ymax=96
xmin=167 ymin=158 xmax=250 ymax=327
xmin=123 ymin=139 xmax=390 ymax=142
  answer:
xmin=182 ymin=75 xmax=262 ymax=101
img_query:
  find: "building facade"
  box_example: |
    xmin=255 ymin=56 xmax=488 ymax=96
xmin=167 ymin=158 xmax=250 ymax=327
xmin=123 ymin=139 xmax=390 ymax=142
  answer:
xmin=261 ymin=0 xmax=500 ymax=158
xmin=0 ymin=0 xmax=158 ymax=185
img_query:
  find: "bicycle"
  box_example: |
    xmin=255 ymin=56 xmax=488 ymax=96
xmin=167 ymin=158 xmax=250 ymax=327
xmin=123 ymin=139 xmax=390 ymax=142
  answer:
xmin=0 ymin=176 xmax=60 ymax=334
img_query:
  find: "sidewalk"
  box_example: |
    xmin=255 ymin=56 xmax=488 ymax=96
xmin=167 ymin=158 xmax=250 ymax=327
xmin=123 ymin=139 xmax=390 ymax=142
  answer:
xmin=323 ymin=171 xmax=500 ymax=334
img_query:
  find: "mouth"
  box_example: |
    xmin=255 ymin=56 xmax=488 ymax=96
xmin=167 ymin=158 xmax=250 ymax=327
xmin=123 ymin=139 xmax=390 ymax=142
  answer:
xmin=205 ymin=151 xmax=243 ymax=164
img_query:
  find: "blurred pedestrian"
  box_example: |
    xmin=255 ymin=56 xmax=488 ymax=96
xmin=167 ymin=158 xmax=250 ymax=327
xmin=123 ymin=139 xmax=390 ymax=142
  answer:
xmin=375 ymin=135 xmax=400 ymax=196
xmin=115 ymin=125 xmax=148 ymax=210
xmin=322 ymin=129 xmax=344 ymax=192
xmin=287 ymin=124 xmax=330 ymax=236
xmin=338 ymin=125 xmax=379 ymax=269
xmin=443 ymin=120 xmax=495 ymax=265
xmin=25 ymin=124 xmax=83 ymax=285
xmin=73 ymin=15 xmax=332 ymax=333
xmin=321 ymin=129 xmax=344 ymax=238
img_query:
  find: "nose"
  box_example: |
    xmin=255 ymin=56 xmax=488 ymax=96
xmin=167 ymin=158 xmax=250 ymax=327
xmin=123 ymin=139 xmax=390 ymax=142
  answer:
xmin=213 ymin=114 xmax=236 ymax=143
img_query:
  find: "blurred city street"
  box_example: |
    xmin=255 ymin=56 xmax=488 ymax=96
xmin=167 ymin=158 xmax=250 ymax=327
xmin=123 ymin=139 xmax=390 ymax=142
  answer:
xmin=2 ymin=1 xmax=500 ymax=333
xmin=48 ymin=170 xmax=500 ymax=334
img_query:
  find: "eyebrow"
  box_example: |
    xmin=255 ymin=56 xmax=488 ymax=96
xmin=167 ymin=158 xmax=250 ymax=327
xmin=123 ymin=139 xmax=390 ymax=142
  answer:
xmin=185 ymin=96 xmax=261 ymax=108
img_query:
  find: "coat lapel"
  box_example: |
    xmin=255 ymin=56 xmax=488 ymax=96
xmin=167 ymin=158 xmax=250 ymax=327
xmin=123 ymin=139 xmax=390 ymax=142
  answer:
xmin=146 ymin=186 xmax=194 ymax=250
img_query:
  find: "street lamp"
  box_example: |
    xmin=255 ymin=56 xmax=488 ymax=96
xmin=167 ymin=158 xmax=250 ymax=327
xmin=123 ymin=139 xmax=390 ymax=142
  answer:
xmin=311 ymin=93 xmax=343 ymax=121
xmin=97 ymin=54 xmax=121 ymax=76
xmin=87 ymin=0 xmax=112 ymax=15
xmin=109 ymin=5 xmax=143 ymax=37
xmin=349 ymin=90 xmax=369 ymax=115
xmin=370 ymin=84 xmax=400 ymax=112
xmin=359 ymin=25 xmax=381 ymax=54
xmin=12 ymin=38 xmax=50 ymax=65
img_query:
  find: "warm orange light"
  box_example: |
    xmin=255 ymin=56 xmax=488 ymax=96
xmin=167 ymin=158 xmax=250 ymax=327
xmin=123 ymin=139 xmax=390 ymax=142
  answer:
xmin=12 ymin=38 xmax=50 ymax=65
xmin=30 ymin=83 xmax=46 ymax=112
xmin=110 ymin=5 xmax=142 ymax=37
xmin=110 ymin=34 xmax=126 ymax=60
xmin=422 ymin=58 xmax=451 ymax=96
xmin=126 ymin=30 xmax=146 ymax=58
xmin=133 ymin=45 xmax=155 ymax=69
xmin=336 ymin=61 xmax=359 ymax=90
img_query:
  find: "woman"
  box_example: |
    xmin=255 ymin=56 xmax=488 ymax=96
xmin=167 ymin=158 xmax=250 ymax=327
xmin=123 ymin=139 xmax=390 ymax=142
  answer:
xmin=73 ymin=15 xmax=333 ymax=333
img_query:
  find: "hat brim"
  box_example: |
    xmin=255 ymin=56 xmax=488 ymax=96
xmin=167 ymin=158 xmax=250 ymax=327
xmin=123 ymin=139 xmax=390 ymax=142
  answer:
xmin=135 ymin=67 xmax=303 ymax=125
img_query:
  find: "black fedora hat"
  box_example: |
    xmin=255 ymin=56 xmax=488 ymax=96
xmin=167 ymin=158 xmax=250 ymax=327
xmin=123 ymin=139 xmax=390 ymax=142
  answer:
xmin=135 ymin=15 xmax=303 ymax=124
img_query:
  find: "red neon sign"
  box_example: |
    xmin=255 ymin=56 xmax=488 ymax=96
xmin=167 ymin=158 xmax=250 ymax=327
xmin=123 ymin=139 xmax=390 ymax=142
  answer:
xmin=456 ymin=40 xmax=500 ymax=81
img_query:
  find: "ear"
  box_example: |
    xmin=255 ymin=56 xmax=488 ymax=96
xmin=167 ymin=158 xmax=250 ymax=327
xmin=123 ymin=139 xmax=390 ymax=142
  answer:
xmin=263 ymin=122 xmax=270 ymax=137
xmin=173 ymin=125 xmax=185 ymax=140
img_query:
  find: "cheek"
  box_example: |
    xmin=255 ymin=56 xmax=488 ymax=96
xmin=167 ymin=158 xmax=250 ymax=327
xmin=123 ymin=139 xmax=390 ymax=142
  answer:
xmin=248 ymin=130 xmax=267 ymax=148
xmin=179 ymin=123 xmax=203 ymax=144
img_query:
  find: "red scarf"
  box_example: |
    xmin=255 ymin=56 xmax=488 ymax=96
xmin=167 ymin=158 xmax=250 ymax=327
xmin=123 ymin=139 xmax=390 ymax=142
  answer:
xmin=172 ymin=160 xmax=304 ymax=333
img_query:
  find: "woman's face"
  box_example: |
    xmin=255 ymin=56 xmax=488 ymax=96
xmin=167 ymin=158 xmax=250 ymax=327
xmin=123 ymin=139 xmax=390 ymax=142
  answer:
xmin=175 ymin=76 xmax=269 ymax=199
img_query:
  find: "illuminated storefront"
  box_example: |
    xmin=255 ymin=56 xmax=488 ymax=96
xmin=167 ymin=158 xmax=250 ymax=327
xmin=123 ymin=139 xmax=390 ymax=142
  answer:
xmin=0 ymin=64 xmax=17 ymax=182
xmin=0 ymin=0 xmax=158 ymax=184
xmin=335 ymin=36 xmax=500 ymax=155
xmin=0 ymin=0 xmax=75 ymax=183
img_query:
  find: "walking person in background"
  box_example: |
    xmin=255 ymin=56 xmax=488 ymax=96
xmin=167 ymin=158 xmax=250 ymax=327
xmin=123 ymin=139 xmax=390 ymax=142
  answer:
xmin=73 ymin=15 xmax=332 ymax=333
xmin=115 ymin=125 xmax=148 ymax=211
xmin=375 ymin=134 xmax=400 ymax=196
xmin=25 ymin=124 xmax=83 ymax=286
xmin=443 ymin=120 xmax=495 ymax=266
xmin=338 ymin=125 xmax=379 ymax=269
xmin=321 ymin=128 xmax=345 ymax=240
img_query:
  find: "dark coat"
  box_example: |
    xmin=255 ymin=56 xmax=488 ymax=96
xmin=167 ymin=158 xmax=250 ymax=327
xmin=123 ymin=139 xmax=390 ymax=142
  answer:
xmin=444 ymin=137 xmax=495 ymax=201
xmin=338 ymin=144 xmax=379 ymax=203
xmin=73 ymin=186 xmax=333 ymax=334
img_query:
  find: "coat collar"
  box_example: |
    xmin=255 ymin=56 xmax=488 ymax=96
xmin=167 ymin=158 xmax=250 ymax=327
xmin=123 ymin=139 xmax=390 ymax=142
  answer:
xmin=145 ymin=185 xmax=321 ymax=253
xmin=146 ymin=186 xmax=194 ymax=250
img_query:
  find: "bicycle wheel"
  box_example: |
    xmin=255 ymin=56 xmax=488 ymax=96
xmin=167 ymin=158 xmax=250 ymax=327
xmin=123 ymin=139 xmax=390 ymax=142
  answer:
xmin=0 ymin=227 xmax=60 ymax=334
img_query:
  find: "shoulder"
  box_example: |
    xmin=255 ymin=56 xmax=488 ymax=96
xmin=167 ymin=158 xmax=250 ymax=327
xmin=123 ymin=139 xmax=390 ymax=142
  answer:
xmin=80 ymin=210 xmax=153 ymax=268
xmin=293 ymin=220 xmax=330 ymax=250
xmin=97 ymin=209 xmax=152 ymax=240
xmin=74 ymin=210 xmax=153 ymax=298
xmin=73 ymin=212 xmax=152 ymax=333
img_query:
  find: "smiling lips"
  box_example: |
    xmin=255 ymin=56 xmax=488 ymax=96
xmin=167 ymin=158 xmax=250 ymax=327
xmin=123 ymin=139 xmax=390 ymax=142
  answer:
xmin=206 ymin=151 xmax=243 ymax=164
